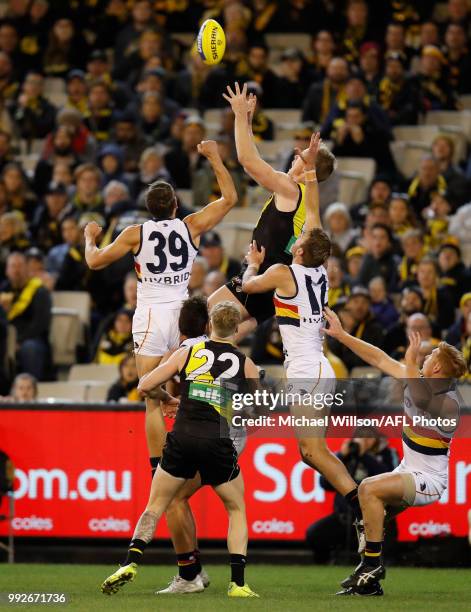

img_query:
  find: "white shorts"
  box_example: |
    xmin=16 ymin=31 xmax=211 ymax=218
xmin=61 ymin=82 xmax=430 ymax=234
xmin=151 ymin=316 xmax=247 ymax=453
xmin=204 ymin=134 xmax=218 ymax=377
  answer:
xmin=284 ymin=355 xmax=336 ymax=398
xmin=133 ymin=305 xmax=180 ymax=357
xmin=393 ymin=462 xmax=446 ymax=507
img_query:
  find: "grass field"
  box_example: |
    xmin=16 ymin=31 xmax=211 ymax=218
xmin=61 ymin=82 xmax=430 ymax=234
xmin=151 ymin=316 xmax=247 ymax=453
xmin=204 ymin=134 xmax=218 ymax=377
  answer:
xmin=1 ymin=564 xmax=470 ymax=611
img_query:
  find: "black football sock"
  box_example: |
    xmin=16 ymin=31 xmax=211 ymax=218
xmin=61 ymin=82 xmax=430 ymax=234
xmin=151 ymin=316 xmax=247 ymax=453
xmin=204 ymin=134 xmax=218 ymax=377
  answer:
xmin=123 ymin=538 xmax=147 ymax=565
xmin=344 ymin=487 xmax=362 ymax=521
xmin=193 ymin=548 xmax=202 ymax=574
xmin=230 ymin=554 xmax=246 ymax=587
xmin=177 ymin=551 xmax=200 ymax=581
xmin=149 ymin=456 xmax=160 ymax=478
xmin=364 ymin=541 xmax=382 ymax=567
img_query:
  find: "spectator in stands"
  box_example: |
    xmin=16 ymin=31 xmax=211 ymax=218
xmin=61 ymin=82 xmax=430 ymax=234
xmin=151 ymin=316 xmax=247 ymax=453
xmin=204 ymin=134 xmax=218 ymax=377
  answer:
xmin=51 ymin=162 xmax=74 ymax=195
xmin=423 ymin=190 xmax=454 ymax=250
xmin=1 ymin=162 xmax=37 ymax=220
xmin=9 ymin=372 xmax=38 ymax=402
xmin=98 ymin=145 xmax=127 ymax=188
xmin=164 ymin=116 xmax=205 ymax=189
xmin=122 ymin=272 xmax=137 ymax=311
xmin=407 ymin=157 xmax=446 ymax=217
xmin=245 ymin=43 xmax=280 ymax=106
xmin=368 ymin=276 xmax=399 ymax=331
xmin=250 ymin=317 xmax=283 ymax=365
xmin=406 ymin=312 xmax=440 ymax=347
xmin=446 ymin=292 xmax=471 ymax=347
xmin=34 ymin=125 xmax=78 ymax=196
xmin=72 ymin=163 xmax=104 ymax=213
xmin=431 ymin=135 xmax=469 ymax=206
xmin=0 ymin=51 xmax=19 ymax=105
xmin=188 ymin=256 xmax=208 ymax=297
xmin=94 ymin=308 xmax=133 ymax=364
xmin=107 ymin=353 xmax=139 ymax=402
xmin=31 ymin=181 xmax=73 ymax=251
xmin=327 ymin=256 xmax=351 ymax=308
xmin=0 ymin=251 xmax=51 ymax=379
xmin=0 ymin=212 xmax=30 ymax=269
xmin=339 ymin=0 xmax=373 ymax=65
xmin=350 ymin=177 xmax=392 ymax=225
xmin=65 ymin=69 xmax=88 ymax=114
xmin=445 ymin=0 xmax=470 ymax=30
xmin=302 ymin=56 xmax=349 ymax=123
xmin=308 ymin=30 xmax=335 ymax=82
xmin=83 ymin=81 xmax=115 ymax=143
xmin=0 ymin=22 xmax=28 ymax=79
xmin=45 ymin=216 xmax=80 ymax=279
xmin=384 ymin=22 xmax=410 ymax=59
xmin=378 ymin=51 xmax=420 ymax=126
xmin=345 ymin=245 xmax=366 ymax=285
xmin=358 ymin=42 xmax=381 ymax=97
xmin=323 ymin=202 xmax=359 ymax=254
xmin=459 ymin=311 xmax=471 ymax=378
xmin=114 ymin=0 xmax=155 ymax=65
xmin=398 ymin=229 xmax=427 ymax=287
xmin=199 ymin=231 xmax=240 ymax=282
xmin=327 ymin=286 xmax=384 ymax=370
xmin=357 ymin=223 xmax=399 ymax=290
xmin=416 ymin=257 xmax=455 ymax=332
xmin=115 ymin=29 xmax=164 ymax=87
xmin=132 ymin=146 xmax=171 ymax=200
xmin=11 ymin=71 xmax=56 ymax=139
xmin=389 ymin=194 xmax=418 ymax=238
xmin=137 ymin=91 xmax=171 ymax=143
xmin=245 ymin=83 xmax=274 ymax=142
xmin=172 ymin=49 xmax=210 ymax=108
xmin=444 ymin=23 xmax=471 ymax=93
xmin=277 ymin=48 xmax=313 ymax=108
xmin=327 ymin=101 xmax=396 ymax=175
xmin=50 ymin=108 xmax=97 ymax=162
xmin=42 ymin=17 xmax=88 ymax=77
xmin=417 ymin=45 xmax=457 ymax=111
xmin=438 ymin=239 xmax=471 ymax=306
xmin=202 ymin=270 xmax=226 ymax=298
xmin=0 ymin=130 xmax=14 ymax=174
xmin=135 ymin=68 xmax=180 ymax=119
xmin=385 ymin=286 xmax=425 ymax=358
xmin=25 ymin=247 xmax=53 ymax=291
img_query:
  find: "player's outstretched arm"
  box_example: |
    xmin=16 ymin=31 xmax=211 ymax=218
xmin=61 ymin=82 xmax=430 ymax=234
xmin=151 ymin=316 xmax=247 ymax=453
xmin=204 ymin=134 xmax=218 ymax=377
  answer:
xmin=84 ymin=222 xmax=140 ymax=270
xmin=223 ymin=82 xmax=298 ymax=199
xmin=184 ymin=140 xmax=237 ymax=240
xmin=138 ymin=347 xmax=188 ymax=395
xmin=324 ymin=307 xmax=406 ymax=378
xmin=241 ymin=240 xmax=293 ymax=295
xmin=298 ymin=132 xmax=322 ymax=231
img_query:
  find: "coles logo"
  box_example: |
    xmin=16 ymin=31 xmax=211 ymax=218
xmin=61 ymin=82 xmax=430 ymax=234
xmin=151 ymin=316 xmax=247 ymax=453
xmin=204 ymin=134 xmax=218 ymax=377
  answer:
xmin=12 ymin=515 xmax=53 ymax=531
xmin=252 ymin=519 xmax=295 ymax=534
xmin=89 ymin=517 xmax=131 ymax=533
xmin=408 ymin=521 xmax=451 ymax=537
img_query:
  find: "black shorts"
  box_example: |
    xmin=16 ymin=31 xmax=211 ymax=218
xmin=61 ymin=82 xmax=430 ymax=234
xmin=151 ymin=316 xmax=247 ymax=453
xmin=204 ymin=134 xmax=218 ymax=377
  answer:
xmin=226 ymin=276 xmax=274 ymax=325
xmin=160 ymin=431 xmax=240 ymax=486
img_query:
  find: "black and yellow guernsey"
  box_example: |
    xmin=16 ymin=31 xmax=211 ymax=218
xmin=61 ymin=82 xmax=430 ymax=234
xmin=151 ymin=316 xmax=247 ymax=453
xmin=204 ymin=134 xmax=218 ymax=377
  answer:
xmin=173 ymin=339 xmax=247 ymax=439
xmin=245 ymin=183 xmax=307 ymax=275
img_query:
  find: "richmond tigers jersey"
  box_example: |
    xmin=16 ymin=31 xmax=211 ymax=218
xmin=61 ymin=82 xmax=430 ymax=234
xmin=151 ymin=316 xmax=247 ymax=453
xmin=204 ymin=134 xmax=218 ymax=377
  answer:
xmin=401 ymin=384 xmax=460 ymax=484
xmin=274 ymin=263 xmax=328 ymax=362
xmin=134 ymin=218 xmax=198 ymax=305
xmin=174 ymin=339 xmax=247 ymax=438
xmin=240 ymin=183 xmax=307 ymax=276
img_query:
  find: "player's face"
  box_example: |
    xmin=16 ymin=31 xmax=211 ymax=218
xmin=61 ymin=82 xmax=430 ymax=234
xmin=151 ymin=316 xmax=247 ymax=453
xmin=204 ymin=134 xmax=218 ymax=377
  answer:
xmin=288 ymin=149 xmax=308 ymax=181
xmin=422 ymin=347 xmax=441 ymax=377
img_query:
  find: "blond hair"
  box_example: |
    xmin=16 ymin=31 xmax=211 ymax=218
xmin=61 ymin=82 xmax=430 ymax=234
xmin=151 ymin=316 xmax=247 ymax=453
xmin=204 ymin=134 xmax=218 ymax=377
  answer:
xmin=210 ymin=301 xmax=241 ymax=338
xmin=438 ymin=342 xmax=467 ymax=378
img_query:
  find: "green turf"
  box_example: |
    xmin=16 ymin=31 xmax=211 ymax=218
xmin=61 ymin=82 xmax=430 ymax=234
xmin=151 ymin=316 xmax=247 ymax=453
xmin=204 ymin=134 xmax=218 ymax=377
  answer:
xmin=0 ymin=563 xmax=470 ymax=611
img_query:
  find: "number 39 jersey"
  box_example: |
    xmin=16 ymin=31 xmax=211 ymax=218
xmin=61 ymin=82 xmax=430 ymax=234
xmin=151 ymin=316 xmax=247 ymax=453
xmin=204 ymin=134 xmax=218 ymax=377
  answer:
xmin=134 ymin=218 xmax=198 ymax=305
xmin=274 ymin=262 xmax=328 ymax=363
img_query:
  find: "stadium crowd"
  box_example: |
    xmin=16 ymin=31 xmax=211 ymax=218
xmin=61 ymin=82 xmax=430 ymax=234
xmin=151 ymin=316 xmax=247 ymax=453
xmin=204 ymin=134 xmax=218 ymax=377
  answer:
xmin=0 ymin=0 xmax=471 ymax=398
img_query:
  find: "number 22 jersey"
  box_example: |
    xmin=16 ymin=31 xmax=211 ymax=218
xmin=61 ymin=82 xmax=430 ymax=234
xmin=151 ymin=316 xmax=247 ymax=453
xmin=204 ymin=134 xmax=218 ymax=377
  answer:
xmin=134 ymin=218 xmax=198 ymax=306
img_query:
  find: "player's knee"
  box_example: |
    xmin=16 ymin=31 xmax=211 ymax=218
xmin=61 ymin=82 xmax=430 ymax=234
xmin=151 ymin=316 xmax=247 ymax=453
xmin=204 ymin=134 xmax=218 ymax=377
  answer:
xmin=166 ymin=496 xmax=187 ymax=520
xmin=359 ymin=478 xmax=377 ymax=500
xmin=222 ymin=496 xmax=245 ymax=515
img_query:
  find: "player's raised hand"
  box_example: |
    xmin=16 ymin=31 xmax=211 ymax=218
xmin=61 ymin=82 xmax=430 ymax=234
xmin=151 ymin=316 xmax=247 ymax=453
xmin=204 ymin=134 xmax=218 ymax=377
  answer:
xmin=247 ymin=92 xmax=257 ymax=124
xmin=84 ymin=221 xmax=102 ymax=242
xmin=405 ymin=331 xmax=422 ymax=368
xmin=294 ymin=132 xmax=321 ymax=171
xmin=222 ymin=82 xmax=249 ymax=116
xmin=197 ymin=139 xmax=219 ymax=160
xmin=323 ymin=306 xmax=344 ymax=338
xmin=246 ymin=240 xmax=265 ymax=267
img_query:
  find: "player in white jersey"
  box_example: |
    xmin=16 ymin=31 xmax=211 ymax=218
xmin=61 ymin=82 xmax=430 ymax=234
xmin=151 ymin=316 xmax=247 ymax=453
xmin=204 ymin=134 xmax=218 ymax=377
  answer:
xmin=324 ymin=308 xmax=466 ymax=596
xmin=240 ymin=133 xmax=362 ymax=522
xmin=84 ymin=140 xmax=238 ymax=474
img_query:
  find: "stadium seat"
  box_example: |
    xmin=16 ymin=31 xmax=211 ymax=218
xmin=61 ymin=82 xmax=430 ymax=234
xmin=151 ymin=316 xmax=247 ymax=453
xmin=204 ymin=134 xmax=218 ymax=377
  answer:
xmin=68 ymin=363 xmax=118 ymax=383
xmin=265 ymin=33 xmax=311 ymax=60
xmin=257 ymin=139 xmax=293 ymax=164
xmin=246 ymin=185 xmax=270 ymax=208
xmin=350 ymin=366 xmax=382 ymax=379
xmin=459 ymin=94 xmax=471 ymax=110
xmin=425 ymin=110 xmax=471 ymax=141
xmin=393 ymin=125 xmax=439 ymax=144
xmin=457 ymin=383 xmax=471 ymax=408
xmin=49 ymin=310 xmax=82 ymax=367
xmin=37 ymin=381 xmax=87 ymax=401
xmin=217 ymin=223 xmax=253 ymax=260
xmin=44 ymin=91 xmax=67 ymax=108
xmin=336 ymin=157 xmax=376 ymax=186
xmin=224 ymin=208 xmax=261 ymax=225
xmin=264 ymin=109 xmax=301 ymax=125
xmin=52 ymin=292 xmax=91 ymax=327
xmin=43 ymin=77 xmax=66 ymax=94
xmin=335 ymin=158 xmax=376 ymax=205
xmin=16 ymin=154 xmax=39 ymax=177
xmin=203 ymin=108 xmax=221 ymax=134
xmin=390 ymin=141 xmax=431 ymax=179
xmin=176 ymin=189 xmax=193 ymax=208
xmin=83 ymin=382 xmax=110 ymax=402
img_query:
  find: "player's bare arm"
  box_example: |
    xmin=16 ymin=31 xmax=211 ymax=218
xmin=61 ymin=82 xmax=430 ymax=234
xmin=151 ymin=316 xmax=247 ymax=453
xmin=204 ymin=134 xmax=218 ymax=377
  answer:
xmin=138 ymin=347 xmax=189 ymax=395
xmin=184 ymin=140 xmax=237 ymax=242
xmin=298 ymin=132 xmax=322 ymax=232
xmin=223 ymin=82 xmax=298 ymax=201
xmin=84 ymin=222 xmax=140 ymax=270
xmin=324 ymin=307 xmax=406 ymax=379
xmin=241 ymin=241 xmax=295 ymax=296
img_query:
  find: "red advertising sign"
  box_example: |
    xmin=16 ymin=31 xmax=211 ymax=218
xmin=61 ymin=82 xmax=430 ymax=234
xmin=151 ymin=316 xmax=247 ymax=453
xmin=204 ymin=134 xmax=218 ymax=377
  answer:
xmin=0 ymin=408 xmax=470 ymax=542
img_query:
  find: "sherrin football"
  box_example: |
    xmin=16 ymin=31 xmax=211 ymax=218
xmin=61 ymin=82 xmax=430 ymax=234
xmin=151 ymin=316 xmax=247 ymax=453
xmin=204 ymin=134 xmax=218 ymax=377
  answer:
xmin=197 ymin=19 xmax=226 ymax=65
